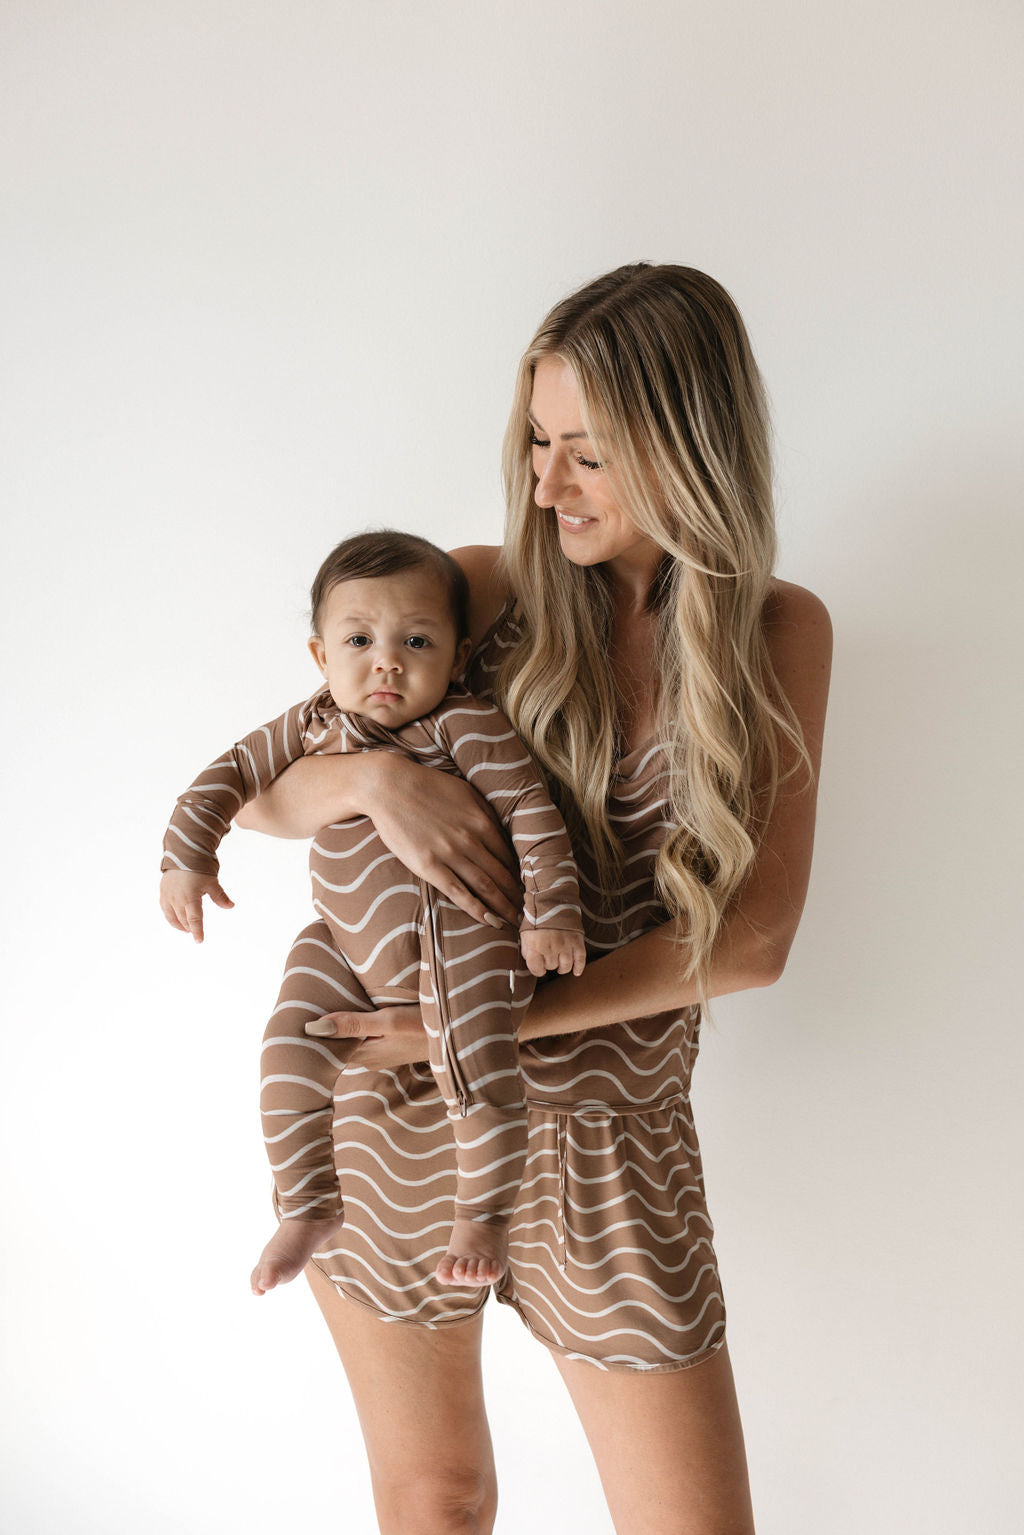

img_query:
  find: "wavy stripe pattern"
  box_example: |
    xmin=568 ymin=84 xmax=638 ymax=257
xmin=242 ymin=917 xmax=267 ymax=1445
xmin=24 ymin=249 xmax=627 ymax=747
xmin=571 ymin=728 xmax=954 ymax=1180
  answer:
xmin=303 ymin=611 xmax=727 ymax=1372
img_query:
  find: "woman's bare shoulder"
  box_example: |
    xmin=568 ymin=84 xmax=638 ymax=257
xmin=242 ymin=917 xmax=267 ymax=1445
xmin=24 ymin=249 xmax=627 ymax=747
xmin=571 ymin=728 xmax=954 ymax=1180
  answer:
xmin=449 ymin=544 xmax=511 ymax=644
xmin=764 ymin=579 xmax=832 ymax=647
xmin=763 ymin=579 xmax=833 ymax=731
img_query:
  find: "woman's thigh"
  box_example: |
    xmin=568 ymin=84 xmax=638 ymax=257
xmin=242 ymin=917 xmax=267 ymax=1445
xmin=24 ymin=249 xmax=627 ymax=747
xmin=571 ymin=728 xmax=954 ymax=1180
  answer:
xmin=553 ymin=1344 xmax=755 ymax=1535
xmin=306 ymin=1261 xmax=498 ymax=1535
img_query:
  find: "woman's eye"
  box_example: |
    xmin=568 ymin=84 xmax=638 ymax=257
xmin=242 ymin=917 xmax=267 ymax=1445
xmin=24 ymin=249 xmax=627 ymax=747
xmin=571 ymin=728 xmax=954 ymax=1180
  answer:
xmin=405 ymin=635 xmax=430 ymax=650
xmin=576 ymin=452 xmax=603 ymax=471
xmin=529 ymin=430 xmax=550 ymax=449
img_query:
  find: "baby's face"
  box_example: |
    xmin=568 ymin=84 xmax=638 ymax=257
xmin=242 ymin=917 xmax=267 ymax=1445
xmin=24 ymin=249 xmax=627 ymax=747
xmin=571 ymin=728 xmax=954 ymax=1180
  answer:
xmin=309 ymin=568 xmax=472 ymax=728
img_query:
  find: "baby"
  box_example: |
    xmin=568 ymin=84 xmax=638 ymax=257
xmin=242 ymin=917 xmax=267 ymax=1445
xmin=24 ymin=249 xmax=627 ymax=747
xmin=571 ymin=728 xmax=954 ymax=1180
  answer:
xmin=160 ymin=530 xmax=585 ymax=1294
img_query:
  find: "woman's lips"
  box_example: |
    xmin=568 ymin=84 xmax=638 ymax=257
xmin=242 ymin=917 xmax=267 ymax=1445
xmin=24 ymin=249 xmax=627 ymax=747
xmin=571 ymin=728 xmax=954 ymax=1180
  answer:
xmin=555 ymin=509 xmax=596 ymax=531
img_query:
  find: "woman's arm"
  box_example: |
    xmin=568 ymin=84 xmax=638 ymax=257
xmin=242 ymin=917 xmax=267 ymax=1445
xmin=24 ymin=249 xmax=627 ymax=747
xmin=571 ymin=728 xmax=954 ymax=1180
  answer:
xmin=340 ymin=581 xmax=832 ymax=1066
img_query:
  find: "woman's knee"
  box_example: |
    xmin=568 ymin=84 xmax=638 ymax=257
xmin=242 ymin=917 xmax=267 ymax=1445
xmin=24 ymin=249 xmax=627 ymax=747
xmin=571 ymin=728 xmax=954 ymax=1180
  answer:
xmin=374 ymin=1465 xmax=497 ymax=1535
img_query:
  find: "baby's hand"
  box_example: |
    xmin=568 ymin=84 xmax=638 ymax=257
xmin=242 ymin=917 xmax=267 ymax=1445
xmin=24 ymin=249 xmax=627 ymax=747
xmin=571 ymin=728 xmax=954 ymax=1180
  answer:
xmin=519 ymin=926 xmax=586 ymax=979
xmin=159 ymin=869 xmax=234 ymax=944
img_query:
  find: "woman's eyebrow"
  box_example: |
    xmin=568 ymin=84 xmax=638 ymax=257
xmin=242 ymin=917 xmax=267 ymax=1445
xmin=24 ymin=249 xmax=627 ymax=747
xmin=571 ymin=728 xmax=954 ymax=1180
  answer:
xmin=527 ymin=409 xmax=589 ymax=442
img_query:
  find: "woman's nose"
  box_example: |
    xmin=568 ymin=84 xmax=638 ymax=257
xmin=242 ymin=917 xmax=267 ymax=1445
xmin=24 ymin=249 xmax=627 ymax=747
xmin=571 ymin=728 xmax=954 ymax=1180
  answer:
xmin=534 ymin=451 xmax=579 ymax=508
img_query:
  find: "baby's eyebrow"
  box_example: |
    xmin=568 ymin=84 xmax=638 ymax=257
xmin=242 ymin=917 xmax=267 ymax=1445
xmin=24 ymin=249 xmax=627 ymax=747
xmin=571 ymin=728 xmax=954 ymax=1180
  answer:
xmin=527 ymin=410 xmax=590 ymax=443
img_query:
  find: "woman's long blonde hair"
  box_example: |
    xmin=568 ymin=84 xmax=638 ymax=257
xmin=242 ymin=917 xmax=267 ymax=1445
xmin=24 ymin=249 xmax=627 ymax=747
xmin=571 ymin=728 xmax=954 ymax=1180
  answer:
xmin=497 ymin=263 xmax=808 ymax=995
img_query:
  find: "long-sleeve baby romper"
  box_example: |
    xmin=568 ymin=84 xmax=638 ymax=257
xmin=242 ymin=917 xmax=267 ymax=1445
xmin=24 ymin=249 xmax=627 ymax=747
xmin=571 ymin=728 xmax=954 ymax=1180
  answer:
xmin=161 ymin=685 xmax=583 ymax=1240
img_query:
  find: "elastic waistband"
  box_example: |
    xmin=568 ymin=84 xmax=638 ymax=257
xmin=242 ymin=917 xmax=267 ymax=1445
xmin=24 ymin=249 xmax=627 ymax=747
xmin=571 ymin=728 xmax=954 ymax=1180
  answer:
xmin=523 ymin=1091 xmax=688 ymax=1121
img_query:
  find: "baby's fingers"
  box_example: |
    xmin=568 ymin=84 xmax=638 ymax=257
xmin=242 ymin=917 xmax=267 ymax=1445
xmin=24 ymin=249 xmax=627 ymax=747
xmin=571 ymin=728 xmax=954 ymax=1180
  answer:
xmin=209 ymin=882 xmax=234 ymax=910
xmin=183 ymin=900 xmax=205 ymax=944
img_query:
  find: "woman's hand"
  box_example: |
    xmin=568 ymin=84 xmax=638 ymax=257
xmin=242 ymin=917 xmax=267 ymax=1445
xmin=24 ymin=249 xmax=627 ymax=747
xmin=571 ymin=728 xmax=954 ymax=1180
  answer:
xmin=366 ymin=753 xmax=522 ymax=928
xmin=238 ymin=750 xmax=523 ymax=927
xmin=306 ymin=1002 xmax=431 ymax=1071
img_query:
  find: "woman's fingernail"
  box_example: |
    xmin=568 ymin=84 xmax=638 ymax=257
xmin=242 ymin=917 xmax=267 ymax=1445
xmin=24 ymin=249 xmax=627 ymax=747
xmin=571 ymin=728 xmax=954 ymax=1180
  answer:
xmin=305 ymin=1019 xmax=337 ymax=1037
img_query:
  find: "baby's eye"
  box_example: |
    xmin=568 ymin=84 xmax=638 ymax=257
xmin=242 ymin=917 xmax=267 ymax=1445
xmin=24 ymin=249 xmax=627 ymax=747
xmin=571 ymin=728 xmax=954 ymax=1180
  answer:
xmin=346 ymin=634 xmax=371 ymax=648
xmin=405 ymin=635 xmax=430 ymax=650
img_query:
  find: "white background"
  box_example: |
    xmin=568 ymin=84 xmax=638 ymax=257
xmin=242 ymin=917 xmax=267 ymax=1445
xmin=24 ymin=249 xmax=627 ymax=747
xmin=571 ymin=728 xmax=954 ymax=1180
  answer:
xmin=2 ymin=3 xmax=1022 ymax=1531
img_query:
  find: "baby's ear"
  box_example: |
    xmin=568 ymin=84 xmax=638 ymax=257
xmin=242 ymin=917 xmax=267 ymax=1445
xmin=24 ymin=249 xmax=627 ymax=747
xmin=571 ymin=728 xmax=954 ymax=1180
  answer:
xmin=451 ymin=636 xmax=474 ymax=680
xmin=308 ymin=636 xmax=328 ymax=676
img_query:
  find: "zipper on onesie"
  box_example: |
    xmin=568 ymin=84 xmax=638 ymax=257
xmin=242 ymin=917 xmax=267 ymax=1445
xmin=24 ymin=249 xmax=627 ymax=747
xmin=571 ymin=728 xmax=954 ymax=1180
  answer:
xmin=423 ymin=888 xmax=473 ymax=1114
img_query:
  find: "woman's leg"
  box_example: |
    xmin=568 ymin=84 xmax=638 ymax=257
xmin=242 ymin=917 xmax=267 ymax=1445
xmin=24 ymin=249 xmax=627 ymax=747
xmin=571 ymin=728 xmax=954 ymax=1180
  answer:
xmin=306 ymin=1262 xmax=498 ymax=1535
xmin=552 ymin=1345 xmax=755 ymax=1535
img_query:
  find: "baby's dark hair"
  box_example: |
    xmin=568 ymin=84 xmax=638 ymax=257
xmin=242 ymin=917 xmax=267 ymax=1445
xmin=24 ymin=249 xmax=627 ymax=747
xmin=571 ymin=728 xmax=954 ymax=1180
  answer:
xmin=310 ymin=530 xmax=470 ymax=640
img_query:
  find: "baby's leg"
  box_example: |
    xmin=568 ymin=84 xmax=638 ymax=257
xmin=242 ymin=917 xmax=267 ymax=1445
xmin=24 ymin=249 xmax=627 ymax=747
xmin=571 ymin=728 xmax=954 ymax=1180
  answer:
xmin=419 ymin=885 xmax=533 ymax=1287
xmin=252 ymin=920 xmax=373 ymax=1295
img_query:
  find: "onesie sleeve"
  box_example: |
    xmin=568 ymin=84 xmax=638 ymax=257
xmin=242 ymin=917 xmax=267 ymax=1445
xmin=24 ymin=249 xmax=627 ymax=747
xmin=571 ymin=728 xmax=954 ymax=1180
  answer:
xmin=160 ymin=692 xmax=332 ymax=876
xmin=435 ymin=696 xmax=583 ymax=935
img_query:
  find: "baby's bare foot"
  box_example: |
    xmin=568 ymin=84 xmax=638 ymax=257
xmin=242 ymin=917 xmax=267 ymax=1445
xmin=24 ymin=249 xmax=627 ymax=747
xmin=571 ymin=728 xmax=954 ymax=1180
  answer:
xmin=435 ymin=1216 xmax=509 ymax=1288
xmin=250 ymin=1216 xmax=343 ymax=1296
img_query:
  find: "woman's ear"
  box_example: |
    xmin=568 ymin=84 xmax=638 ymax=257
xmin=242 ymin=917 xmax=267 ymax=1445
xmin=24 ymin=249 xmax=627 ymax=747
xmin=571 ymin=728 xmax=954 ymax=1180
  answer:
xmin=451 ymin=637 xmax=474 ymax=680
xmin=308 ymin=636 xmax=328 ymax=676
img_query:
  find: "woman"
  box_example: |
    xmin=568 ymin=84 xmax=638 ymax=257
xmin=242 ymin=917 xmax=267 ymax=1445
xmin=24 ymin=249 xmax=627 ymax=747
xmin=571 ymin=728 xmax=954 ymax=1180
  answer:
xmin=238 ymin=263 xmax=832 ymax=1534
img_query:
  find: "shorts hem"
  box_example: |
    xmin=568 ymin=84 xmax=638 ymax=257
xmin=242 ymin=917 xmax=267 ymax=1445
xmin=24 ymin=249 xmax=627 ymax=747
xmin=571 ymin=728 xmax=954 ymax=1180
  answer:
xmin=492 ymin=1283 xmax=728 ymax=1374
xmin=307 ymin=1254 xmax=489 ymax=1330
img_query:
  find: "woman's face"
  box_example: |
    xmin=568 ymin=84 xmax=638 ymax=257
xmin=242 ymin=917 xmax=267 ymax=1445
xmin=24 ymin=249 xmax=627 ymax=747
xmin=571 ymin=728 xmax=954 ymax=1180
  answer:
xmin=529 ymin=355 xmax=660 ymax=583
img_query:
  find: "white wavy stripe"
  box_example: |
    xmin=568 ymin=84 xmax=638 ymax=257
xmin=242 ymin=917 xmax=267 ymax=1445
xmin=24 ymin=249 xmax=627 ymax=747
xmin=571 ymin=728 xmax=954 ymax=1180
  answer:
xmin=260 ymin=1071 xmax=335 ymax=1098
xmin=261 ymin=1035 xmax=352 ymax=1066
xmin=330 ymin=1088 xmax=452 ymax=1131
xmin=182 ymin=778 xmax=244 ymax=806
xmin=565 ymin=1124 xmax=700 ymax=1171
xmin=509 ymin=1251 xmax=720 ymax=1309
xmin=265 ymin=1134 xmax=333 ymax=1168
xmin=613 ymin=743 xmax=664 ymax=781
xmin=441 ymin=964 xmax=519 ymax=1002
xmin=329 ymin=1173 xmax=455 ymax=1219
xmin=309 ymin=881 xmax=421 ymax=928
xmin=510 ymin=1229 xmax=714 ymax=1279
xmin=508 ymin=1273 xmax=724 ymax=1352
xmin=321 ymin=1247 xmax=455 ymax=1296
xmin=262 ymin=1110 xmax=325 ymax=1143
xmin=447 ymin=730 xmax=519 ymax=754
xmin=518 ymin=1059 xmax=686 ymax=1097
xmin=562 ymin=1148 xmax=702 ymax=1200
xmin=308 ymin=850 xmax=410 ymax=894
xmin=276 ymin=960 xmax=369 ymax=1001
xmin=279 ymin=1193 xmax=339 ymax=1219
xmin=330 ymin=1132 xmax=461 ymax=1179
xmin=166 ymin=825 xmax=217 ymax=858
xmin=310 ymin=826 xmax=382 ymax=860
xmin=558 ymin=1322 xmax=725 ymax=1369
xmin=276 ymin=1164 xmax=335 ymax=1197
xmin=180 ymin=802 xmax=229 ymax=832
xmin=559 ymin=1183 xmax=712 ymax=1230
xmin=325 ymin=1273 xmax=478 ymax=1323
xmin=319 ymin=1207 xmax=451 ymax=1257
xmin=530 ymin=903 xmax=585 ymax=925
xmin=311 ymin=909 xmax=422 ymax=972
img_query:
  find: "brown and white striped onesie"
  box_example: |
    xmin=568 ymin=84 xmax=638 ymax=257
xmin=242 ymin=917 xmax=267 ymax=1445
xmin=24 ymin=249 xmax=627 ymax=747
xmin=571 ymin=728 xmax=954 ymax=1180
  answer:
xmin=161 ymin=686 xmax=583 ymax=1239
xmin=284 ymin=607 xmax=729 ymax=1372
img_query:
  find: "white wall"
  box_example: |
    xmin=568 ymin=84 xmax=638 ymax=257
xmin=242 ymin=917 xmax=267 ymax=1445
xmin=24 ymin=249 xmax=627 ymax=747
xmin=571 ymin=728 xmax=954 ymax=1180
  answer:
xmin=2 ymin=3 xmax=1021 ymax=1531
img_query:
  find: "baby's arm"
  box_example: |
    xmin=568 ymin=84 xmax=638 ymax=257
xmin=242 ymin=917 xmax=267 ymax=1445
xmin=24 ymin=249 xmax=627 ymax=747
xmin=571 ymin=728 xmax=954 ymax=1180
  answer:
xmin=436 ymin=696 xmax=586 ymax=975
xmin=159 ymin=693 xmax=325 ymax=941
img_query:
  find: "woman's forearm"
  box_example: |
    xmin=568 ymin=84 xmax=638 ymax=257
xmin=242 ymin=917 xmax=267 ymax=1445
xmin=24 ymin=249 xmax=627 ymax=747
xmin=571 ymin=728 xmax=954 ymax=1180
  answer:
xmin=235 ymin=754 xmax=378 ymax=838
xmin=519 ymin=909 xmax=783 ymax=1043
